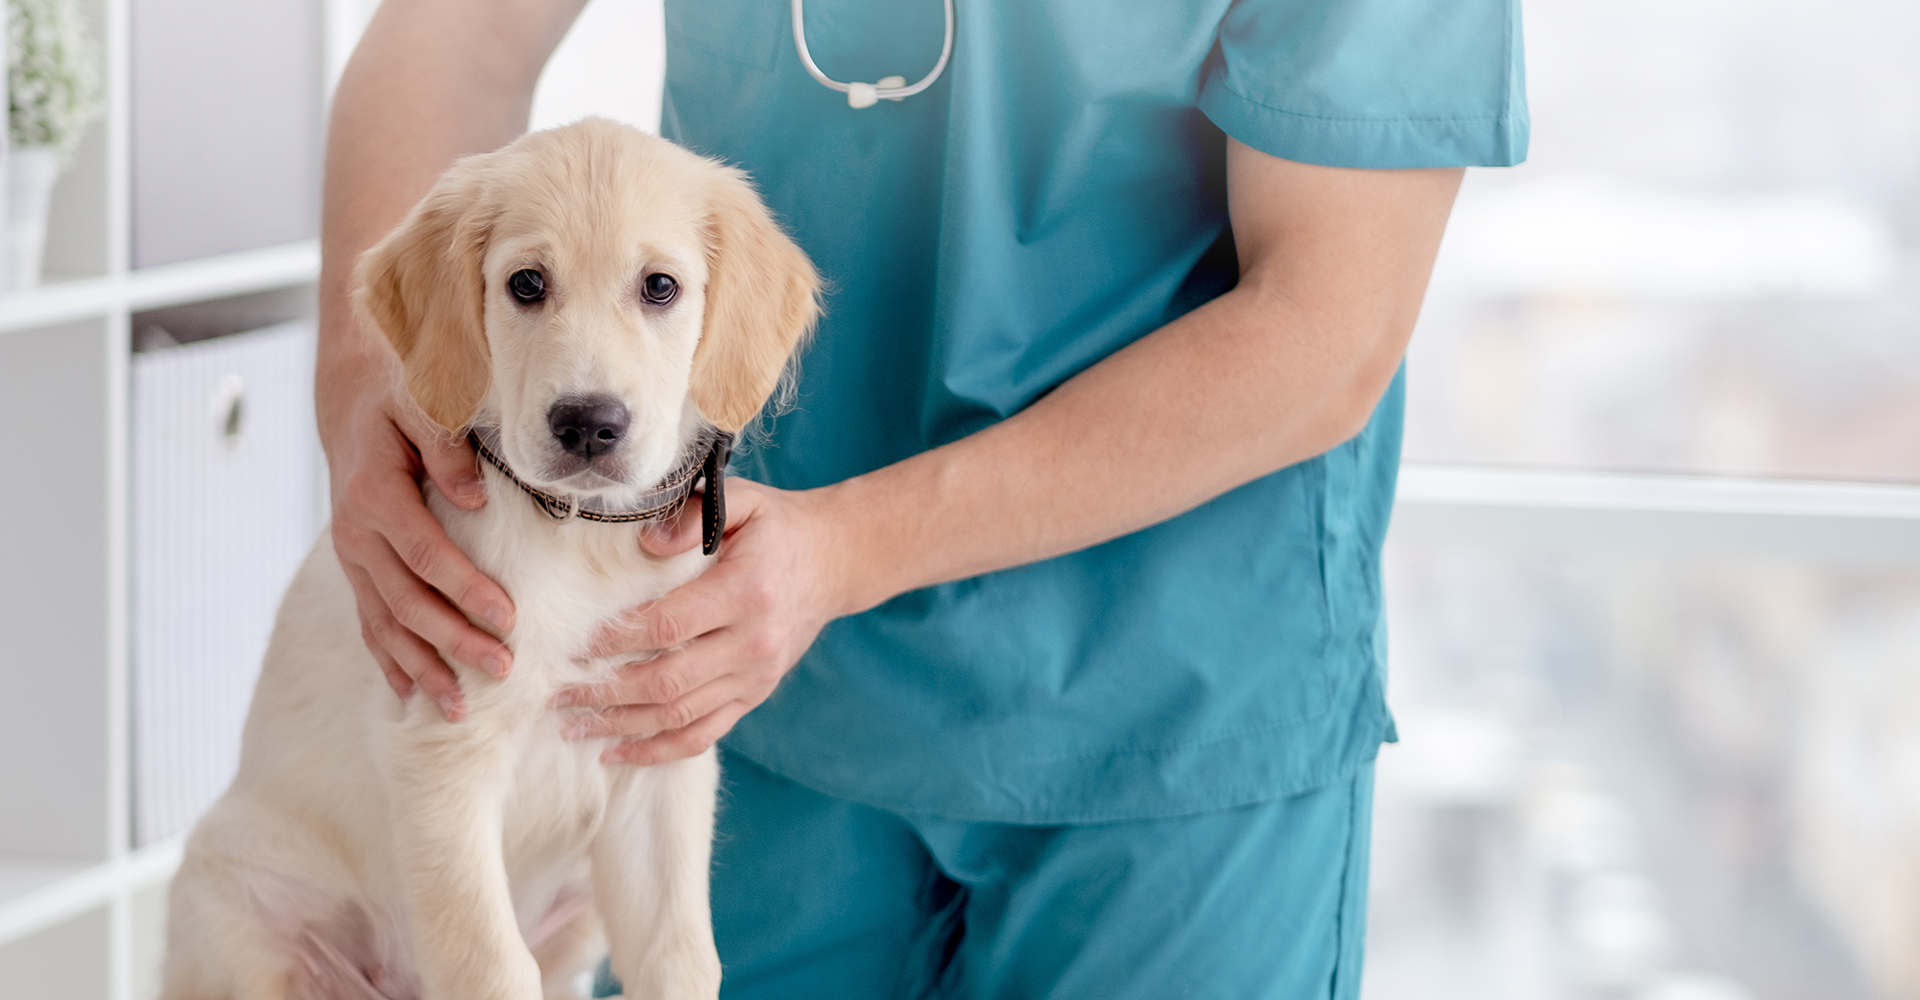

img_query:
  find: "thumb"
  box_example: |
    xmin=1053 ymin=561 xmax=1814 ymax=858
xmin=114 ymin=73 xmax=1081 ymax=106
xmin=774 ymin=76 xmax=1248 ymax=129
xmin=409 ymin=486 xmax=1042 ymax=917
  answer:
xmin=638 ymin=490 xmax=705 ymax=557
xmin=410 ymin=416 xmax=486 ymax=510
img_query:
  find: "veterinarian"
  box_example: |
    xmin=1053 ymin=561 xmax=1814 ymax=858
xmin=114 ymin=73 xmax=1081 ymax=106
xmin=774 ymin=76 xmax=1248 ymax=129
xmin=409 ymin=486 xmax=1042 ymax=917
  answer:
xmin=317 ymin=0 xmax=1526 ymax=995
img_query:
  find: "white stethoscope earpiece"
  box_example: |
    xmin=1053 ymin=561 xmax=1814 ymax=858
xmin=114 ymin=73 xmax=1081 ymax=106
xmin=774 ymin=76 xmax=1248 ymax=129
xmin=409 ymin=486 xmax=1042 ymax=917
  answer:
xmin=791 ymin=0 xmax=955 ymax=109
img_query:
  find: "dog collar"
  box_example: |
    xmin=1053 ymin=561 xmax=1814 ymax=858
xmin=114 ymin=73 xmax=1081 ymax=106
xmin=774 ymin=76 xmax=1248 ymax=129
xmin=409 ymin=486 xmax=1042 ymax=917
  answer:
xmin=466 ymin=427 xmax=734 ymax=555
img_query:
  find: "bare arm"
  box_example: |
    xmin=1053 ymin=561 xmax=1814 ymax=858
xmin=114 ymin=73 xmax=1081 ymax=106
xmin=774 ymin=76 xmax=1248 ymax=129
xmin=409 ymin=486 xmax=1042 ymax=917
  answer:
xmin=567 ymin=141 xmax=1463 ymax=762
xmin=320 ymin=0 xmax=587 ymax=717
xmin=826 ymin=143 xmax=1459 ymax=607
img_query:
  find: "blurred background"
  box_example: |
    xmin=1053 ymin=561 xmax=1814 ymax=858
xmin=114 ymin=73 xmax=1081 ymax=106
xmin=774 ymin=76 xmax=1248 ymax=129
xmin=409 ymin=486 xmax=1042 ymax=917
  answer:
xmin=1373 ymin=1 xmax=1920 ymax=998
xmin=0 ymin=0 xmax=1915 ymax=996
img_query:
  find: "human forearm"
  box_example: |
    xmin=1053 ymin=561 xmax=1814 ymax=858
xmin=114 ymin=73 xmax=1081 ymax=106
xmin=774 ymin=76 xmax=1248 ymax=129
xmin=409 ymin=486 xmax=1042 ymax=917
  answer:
xmin=816 ymin=150 xmax=1464 ymax=615
xmin=318 ymin=0 xmax=586 ymax=434
xmin=815 ymin=289 xmax=1385 ymax=611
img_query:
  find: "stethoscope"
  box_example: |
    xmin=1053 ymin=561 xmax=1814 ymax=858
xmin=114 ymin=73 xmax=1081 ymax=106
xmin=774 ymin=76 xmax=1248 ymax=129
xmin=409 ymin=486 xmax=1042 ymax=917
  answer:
xmin=791 ymin=0 xmax=955 ymax=109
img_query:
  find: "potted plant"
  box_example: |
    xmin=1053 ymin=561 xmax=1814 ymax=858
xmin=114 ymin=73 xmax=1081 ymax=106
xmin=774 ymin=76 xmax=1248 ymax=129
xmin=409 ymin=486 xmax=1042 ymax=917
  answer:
xmin=8 ymin=0 xmax=103 ymax=290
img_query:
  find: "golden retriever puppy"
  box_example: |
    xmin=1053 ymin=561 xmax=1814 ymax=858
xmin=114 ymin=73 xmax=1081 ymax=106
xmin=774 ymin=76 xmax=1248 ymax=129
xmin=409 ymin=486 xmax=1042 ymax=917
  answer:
xmin=160 ymin=119 xmax=819 ymax=1000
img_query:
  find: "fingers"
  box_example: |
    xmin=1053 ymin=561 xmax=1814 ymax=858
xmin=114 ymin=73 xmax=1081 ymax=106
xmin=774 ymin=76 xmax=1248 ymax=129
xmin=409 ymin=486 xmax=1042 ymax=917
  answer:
xmin=341 ymin=560 xmax=466 ymax=720
xmin=637 ymin=475 xmax=766 ymax=558
xmin=332 ymin=417 xmax=511 ymax=722
xmin=365 ymin=466 xmax=516 ymax=638
xmin=367 ymin=630 xmax=414 ymax=702
xmin=636 ymin=489 xmax=704 ymax=558
xmin=334 ymin=409 xmax=515 ymax=658
xmin=560 ymin=670 xmax=753 ymax=741
xmin=601 ymin=699 xmax=755 ymax=766
xmin=360 ymin=528 xmax=512 ymax=678
xmin=599 ymin=480 xmax=778 ymax=653
xmin=327 ymin=370 xmax=520 ymax=722
xmin=409 ymin=411 xmax=488 ymax=511
xmin=587 ymin=570 xmax=735 ymax=660
xmin=556 ymin=480 xmax=824 ymax=767
xmin=552 ymin=643 xmax=700 ymax=709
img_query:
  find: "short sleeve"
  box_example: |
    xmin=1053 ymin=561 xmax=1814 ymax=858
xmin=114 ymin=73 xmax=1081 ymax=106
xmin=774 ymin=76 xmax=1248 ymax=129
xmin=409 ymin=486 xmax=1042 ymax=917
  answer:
xmin=1197 ymin=0 xmax=1529 ymax=169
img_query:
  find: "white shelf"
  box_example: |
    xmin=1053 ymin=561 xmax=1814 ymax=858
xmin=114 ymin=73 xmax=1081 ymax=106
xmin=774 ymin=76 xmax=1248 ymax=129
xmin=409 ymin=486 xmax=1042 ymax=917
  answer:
xmin=0 ymin=858 xmax=94 ymax=927
xmin=0 ymin=839 xmax=181 ymax=947
xmin=0 ymin=0 xmax=338 ymax=992
xmin=0 ymin=240 xmax=318 ymax=337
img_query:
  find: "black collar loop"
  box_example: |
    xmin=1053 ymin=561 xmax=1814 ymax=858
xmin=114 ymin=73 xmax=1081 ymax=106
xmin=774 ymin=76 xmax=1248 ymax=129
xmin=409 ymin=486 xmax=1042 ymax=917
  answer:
xmin=466 ymin=427 xmax=733 ymax=555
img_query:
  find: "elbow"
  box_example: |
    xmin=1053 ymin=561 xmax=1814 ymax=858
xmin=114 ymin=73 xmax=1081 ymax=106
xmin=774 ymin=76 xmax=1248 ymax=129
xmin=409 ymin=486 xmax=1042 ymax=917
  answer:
xmin=1309 ymin=398 xmax=1380 ymax=456
xmin=1301 ymin=358 xmax=1405 ymax=458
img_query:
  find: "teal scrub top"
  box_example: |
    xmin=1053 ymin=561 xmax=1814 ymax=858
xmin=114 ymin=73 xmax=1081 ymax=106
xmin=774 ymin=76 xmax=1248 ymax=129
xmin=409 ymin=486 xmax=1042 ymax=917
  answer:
xmin=661 ymin=0 xmax=1528 ymax=824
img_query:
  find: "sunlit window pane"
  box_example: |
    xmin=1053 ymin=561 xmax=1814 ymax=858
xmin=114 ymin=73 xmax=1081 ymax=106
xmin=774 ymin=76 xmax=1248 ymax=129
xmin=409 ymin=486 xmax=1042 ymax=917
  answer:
xmin=1367 ymin=539 xmax=1920 ymax=999
xmin=1405 ymin=0 xmax=1920 ymax=482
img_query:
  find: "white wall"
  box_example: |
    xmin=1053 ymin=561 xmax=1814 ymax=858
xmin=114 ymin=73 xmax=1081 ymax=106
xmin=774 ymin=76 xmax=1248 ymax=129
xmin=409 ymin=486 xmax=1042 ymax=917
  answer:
xmin=131 ymin=0 xmax=323 ymax=268
xmin=330 ymin=0 xmax=666 ymax=135
xmin=530 ymin=0 xmax=666 ymax=134
xmin=130 ymin=0 xmax=662 ymax=272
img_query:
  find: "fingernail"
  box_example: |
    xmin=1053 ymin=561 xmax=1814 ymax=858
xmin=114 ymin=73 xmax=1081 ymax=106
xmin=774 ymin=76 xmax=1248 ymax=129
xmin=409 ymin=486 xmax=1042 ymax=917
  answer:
xmin=483 ymin=653 xmax=508 ymax=678
xmin=550 ymin=689 xmax=577 ymax=709
xmin=438 ymin=695 xmax=461 ymax=720
xmin=454 ymin=473 xmax=484 ymax=500
xmin=485 ymin=605 xmax=512 ymax=630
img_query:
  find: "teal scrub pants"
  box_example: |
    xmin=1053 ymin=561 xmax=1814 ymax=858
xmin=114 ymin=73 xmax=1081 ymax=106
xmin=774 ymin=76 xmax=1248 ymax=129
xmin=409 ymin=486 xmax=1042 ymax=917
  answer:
xmin=689 ymin=747 xmax=1376 ymax=999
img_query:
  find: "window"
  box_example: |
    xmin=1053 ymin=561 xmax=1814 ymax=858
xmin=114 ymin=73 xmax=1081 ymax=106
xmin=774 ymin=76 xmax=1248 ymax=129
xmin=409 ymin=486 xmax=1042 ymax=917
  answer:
xmin=1371 ymin=1 xmax=1920 ymax=997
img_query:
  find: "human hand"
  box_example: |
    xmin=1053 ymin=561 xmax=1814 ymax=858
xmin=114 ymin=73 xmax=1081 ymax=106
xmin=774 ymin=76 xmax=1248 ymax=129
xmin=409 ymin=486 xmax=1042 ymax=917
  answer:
xmin=320 ymin=352 xmax=516 ymax=721
xmin=552 ymin=479 xmax=850 ymax=765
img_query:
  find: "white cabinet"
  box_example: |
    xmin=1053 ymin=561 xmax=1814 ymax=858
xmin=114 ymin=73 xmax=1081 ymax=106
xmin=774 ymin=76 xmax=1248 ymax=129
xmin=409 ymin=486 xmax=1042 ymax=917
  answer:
xmin=130 ymin=320 xmax=322 ymax=847
xmin=0 ymin=0 xmax=330 ymax=992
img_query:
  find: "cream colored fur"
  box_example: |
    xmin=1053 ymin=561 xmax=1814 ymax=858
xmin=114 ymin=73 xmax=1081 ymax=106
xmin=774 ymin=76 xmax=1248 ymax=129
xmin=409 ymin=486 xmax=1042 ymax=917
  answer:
xmin=160 ymin=120 xmax=820 ymax=1000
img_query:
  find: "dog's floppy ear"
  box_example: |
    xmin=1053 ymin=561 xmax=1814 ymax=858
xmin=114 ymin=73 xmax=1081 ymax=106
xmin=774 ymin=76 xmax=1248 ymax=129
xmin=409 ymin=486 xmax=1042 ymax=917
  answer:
xmin=352 ymin=155 xmax=496 ymax=433
xmin=690 ymin=168 xmax=821 ymax=434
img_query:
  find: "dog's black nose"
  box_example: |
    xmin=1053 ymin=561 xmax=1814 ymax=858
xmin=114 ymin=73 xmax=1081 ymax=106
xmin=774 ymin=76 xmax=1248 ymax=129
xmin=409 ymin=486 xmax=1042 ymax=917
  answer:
xmin=547 ymin=396 xmax=631 ymax=458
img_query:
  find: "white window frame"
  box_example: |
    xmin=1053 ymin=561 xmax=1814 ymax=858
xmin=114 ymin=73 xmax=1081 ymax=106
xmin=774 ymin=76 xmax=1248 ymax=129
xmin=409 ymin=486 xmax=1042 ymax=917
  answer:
xmin=1392 ymin=463 xmax=1920 ymax=563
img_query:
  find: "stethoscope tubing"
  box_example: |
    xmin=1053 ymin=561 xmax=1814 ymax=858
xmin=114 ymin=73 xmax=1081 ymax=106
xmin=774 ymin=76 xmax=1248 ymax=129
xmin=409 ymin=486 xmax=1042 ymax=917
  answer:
xmin=790 ymin=0 xmax=956 ymax=102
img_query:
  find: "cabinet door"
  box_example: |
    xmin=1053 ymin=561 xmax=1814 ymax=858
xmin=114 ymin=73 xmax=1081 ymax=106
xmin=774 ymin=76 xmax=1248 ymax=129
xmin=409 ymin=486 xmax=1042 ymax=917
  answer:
xmin=130 ymin=321 xmax=321 ymax=845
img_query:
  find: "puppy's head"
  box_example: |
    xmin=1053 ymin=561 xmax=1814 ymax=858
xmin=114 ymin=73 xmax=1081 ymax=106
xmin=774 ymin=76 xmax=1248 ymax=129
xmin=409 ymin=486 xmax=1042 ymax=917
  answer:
xmin=354 ymin=119 xmax=819 ymax=501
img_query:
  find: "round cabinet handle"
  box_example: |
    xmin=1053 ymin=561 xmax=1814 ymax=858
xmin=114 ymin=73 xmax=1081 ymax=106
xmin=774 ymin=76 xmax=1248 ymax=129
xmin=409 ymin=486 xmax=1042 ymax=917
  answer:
xmin=212 ymin=373 xmax=247 ymax=452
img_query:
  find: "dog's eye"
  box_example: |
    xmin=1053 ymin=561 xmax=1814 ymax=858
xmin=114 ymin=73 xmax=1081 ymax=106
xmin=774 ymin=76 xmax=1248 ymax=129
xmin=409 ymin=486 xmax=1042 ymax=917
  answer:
xmin=508 ymin=268 xmax=547 ymax=304
xmin=641 ymin=272 xmax=678 ymax=306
